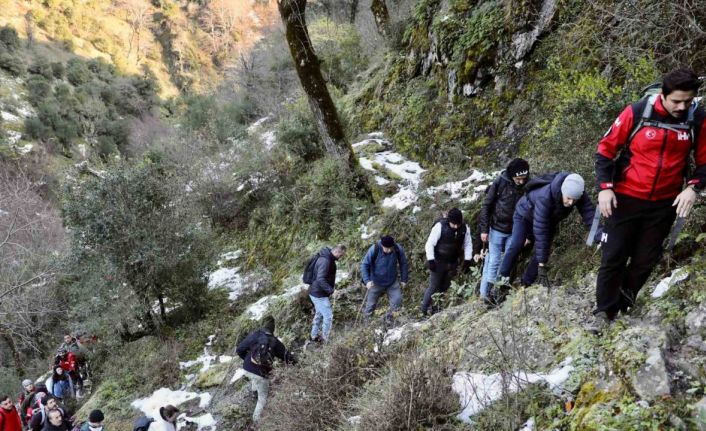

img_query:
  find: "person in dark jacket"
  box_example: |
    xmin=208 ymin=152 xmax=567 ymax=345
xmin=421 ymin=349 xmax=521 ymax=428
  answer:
xmin=19 ymin=380 xmax=35 ymax=428
xmin=497 ymin=172 xmax=598 ymax=289
xmin=478 ymin=159 xmax=530 ymax=301
xmin=41 ymin=409 xmax=69 ymax=431
xmin=235 ymin=316 xmax=296 ymax=423
xmin=308 ymin=244 xmax=347 ymax=342
xmin=29 ymin=396 xmax=69 ymax=431
xmin=0 ymin=395 xmax=23 ymax=431
xmin=421 ymin=208 xmax=474 ymax=316
xmin=360 ymin=235 xmax=409 ymax=323
xmin=78 ymin=410 xmax=104 ymax=431
xmin=590 ymin=68 xmax=706 ymax=333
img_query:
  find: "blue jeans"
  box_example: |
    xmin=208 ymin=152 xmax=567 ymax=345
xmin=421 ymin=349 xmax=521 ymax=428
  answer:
xmin=480 ymin=228 xmax=511 ymax=298
xmin=364 ymin=281 xmax=402 ymax=318
xmin=498 ymin=213 xmax=541 ymax=286
xmin=309 ymin=295 xmax=333 ymax=340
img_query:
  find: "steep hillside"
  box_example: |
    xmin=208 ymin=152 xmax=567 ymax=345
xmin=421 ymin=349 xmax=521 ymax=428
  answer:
xmin=4 ymin=0 xmax=706 ymax=430
xmin=0 ymin=0 xmax=278 ymax=95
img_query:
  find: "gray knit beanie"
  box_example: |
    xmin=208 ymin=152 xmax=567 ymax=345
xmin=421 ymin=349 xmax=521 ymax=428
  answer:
xmin=561 ymin=174 xmax=585 ymax=199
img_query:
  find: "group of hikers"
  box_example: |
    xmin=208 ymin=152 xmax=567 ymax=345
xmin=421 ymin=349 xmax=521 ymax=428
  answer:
xmin=5 ymin=67 xmax=702 ymax=428
xmin=1 ymin=334 xmax=101 ymax=431
xmin=232 ymin=67 xmax=706 ymax=423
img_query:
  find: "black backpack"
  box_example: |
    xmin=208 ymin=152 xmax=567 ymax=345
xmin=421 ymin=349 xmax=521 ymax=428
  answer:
xmin=250 ymin=332 xmax=275 ymax=369
xmin=524 ymin=172 xmax=559 ymax=193
xmin=133 ymin=416 xmax=154 ymax=431
xmin=302 ymin=254 xmax=320 ymax=285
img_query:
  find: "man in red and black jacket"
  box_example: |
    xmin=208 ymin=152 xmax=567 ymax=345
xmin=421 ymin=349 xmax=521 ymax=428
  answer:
xmin=590 ymin=68 xmax=706 ymax=333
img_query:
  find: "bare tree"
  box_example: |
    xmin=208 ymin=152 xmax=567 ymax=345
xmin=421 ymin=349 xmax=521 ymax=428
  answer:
xmin=277 ymin=0 xmax=356 ymax=167
xmin=122 ymin=0 xmax=151 ymax=64
xmin=0 ymin=168 xmax=66 ymax=375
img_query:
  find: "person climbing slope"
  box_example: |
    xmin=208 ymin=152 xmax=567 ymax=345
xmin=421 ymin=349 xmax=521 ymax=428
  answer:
xmin=589 ymin=67 xmax=706 ymax=333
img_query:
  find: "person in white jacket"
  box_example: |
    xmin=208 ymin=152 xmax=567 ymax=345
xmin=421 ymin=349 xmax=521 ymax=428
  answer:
xmin=420 ymin=208 xmax=473 ymax=316
xmin=147 ymin=405 xmax=179 ymax=431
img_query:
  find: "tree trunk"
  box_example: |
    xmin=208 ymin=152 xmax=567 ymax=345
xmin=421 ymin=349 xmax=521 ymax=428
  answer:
xmin=349 ymin=0 xmax=358 ymax=24
xmin=1 ymin=331 xmax=24 ymax=377
xmin=371 ymin=0 xmax=390 ymax=36
xmin=277 ymin=0 xmax=356 ymax=167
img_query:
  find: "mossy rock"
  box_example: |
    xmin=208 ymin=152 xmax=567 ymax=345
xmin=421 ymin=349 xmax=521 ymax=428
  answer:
xmin=193 ymin=362 xmax=232 ymax=389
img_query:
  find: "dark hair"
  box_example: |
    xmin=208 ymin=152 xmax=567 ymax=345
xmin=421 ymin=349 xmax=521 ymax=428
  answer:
xmin=0 ymin=395 xmax=10 ymax=403
xmin=662 ymin=68 xmax=701 ymax=95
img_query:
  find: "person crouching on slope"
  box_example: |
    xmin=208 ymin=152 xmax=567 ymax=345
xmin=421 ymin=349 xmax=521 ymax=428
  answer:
xmin=496 ymin=172 xmax=599 ymax=292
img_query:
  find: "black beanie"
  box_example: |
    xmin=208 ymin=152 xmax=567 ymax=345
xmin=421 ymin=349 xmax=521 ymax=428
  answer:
xmin=447 ymin=208 xmax=463 ymax=225
xmin=507 ymin=158 xmax=530 ymax=178
xmin=380 ymin=235 xmax=395 ymax=248
xmin=88 ymin=409 xmax=104 ymax=423
xmin=262 ymin=316 xmax=275 ymax=333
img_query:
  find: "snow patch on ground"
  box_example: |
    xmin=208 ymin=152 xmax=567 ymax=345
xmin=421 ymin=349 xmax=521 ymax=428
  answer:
xmin=383 ymin=321 xmax=425 ymax=346
xmin=1 ymin=111 xmax=20 ymax=122
xmin=426 ymin=170 xmax=496 ymax=202
xmin=452 ymin=358 xmax=574 ymax=424
xmin=359 ymin=217 xmax=377 ymax=240
xmin=208 ymin=268 xmax=249 ymax=301
xmin=217 ymin=250 xmax=242 ymax=267
xmin=354 ymin=132 xmax=496 ymax=210
xmin=6 ymin=130 xmax=22 ymax=145
xmin=132 ymin=387 xmax=212 ymax=417
xmin=179 ymin=348 xmax=233 ymax=374
xmin=652 ymin=267 xmax=689 ymax=298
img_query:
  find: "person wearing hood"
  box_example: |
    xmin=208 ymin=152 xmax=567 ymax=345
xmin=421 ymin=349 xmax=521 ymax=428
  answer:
xmin=0 ymin=395 xmax=23 ymax=431
xmin=236 ymin=316 xmax=296 ymax=423
xmin=307 ymin=244 xmax=347 ymax=343
xmin=496 ymin=172 xmax=598 ymax=288
xmin=421 ymin=208 xmax=473 ymax=316
xmin=147 ymin=405 xmax=179 ymax=431
xmin=478 ymin=158 xmax=530 ymax=302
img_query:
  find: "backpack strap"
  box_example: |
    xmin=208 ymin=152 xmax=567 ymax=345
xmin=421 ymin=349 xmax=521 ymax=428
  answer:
xmin=627 ymin=94 xmax=698 ymax=146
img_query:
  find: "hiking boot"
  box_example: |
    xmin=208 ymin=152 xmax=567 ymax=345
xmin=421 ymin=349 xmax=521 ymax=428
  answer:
xmin=585 ymin=312 xmax=610 ymax=335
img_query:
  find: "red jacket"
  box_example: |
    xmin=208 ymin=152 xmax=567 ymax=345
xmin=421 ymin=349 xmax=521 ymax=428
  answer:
xmin=0 ymin=407 xmax=23 ymax=431
xmin=596 ymin=95 xmax=706 ymax=200
xmin=58 ymin=352 xmax=77 ymax=373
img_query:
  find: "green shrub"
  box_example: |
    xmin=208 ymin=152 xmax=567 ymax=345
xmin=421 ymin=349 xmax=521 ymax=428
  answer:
xmin=0 ymin=50 xmax=25 ymax=76
xmin=50 ymin=61 xmax=65 ymax=79
xmin=0 ymin=26 xmax=21 ymax=51
xmin=275 ymin=98 xmax=323 ymax=162
xmin=309 ymin=18 xmax=368 ymax=91
xmin=27 ymin=76 xmax=52 ymax=105
xmin=62 ymin=158 xmax=216 ymax=332
xmin=66 ymin=58 xmax=92 ymax=86
xmin=28 ymin=56 xmax=54 ymax=79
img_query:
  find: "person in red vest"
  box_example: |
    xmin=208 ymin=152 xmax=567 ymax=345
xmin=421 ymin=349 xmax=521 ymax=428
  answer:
xmin=590 ymin=68 xmax=706 ymax=333
xmin=0 ymin=395 xmax=23 ymax=431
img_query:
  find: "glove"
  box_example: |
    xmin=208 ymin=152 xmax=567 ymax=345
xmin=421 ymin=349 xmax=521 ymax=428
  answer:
xmin=427 ymin=260 xmax=437 ymax=272
xmin=537 ymin=265 xmax=550 ymax=287
xmin=462 ymin=260 xmax=472 ymax=274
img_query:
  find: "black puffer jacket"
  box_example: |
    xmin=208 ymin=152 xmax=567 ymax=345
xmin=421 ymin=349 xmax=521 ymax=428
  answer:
xmin=307 ymin=247 xmax=337 ymax=298
xmin=479 ymin=171 xmax=525 ymax=235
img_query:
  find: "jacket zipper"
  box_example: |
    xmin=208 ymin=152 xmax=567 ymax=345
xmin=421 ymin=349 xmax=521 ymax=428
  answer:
xmin=649 ymin=130 xmax=668 ymax=199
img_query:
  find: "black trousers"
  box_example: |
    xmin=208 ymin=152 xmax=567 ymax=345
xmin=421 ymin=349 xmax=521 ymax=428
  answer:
xmin=595 ymin=193 xmax=676 ymax=317
xmin=421 ymin=261 xmax=457 ymax=314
